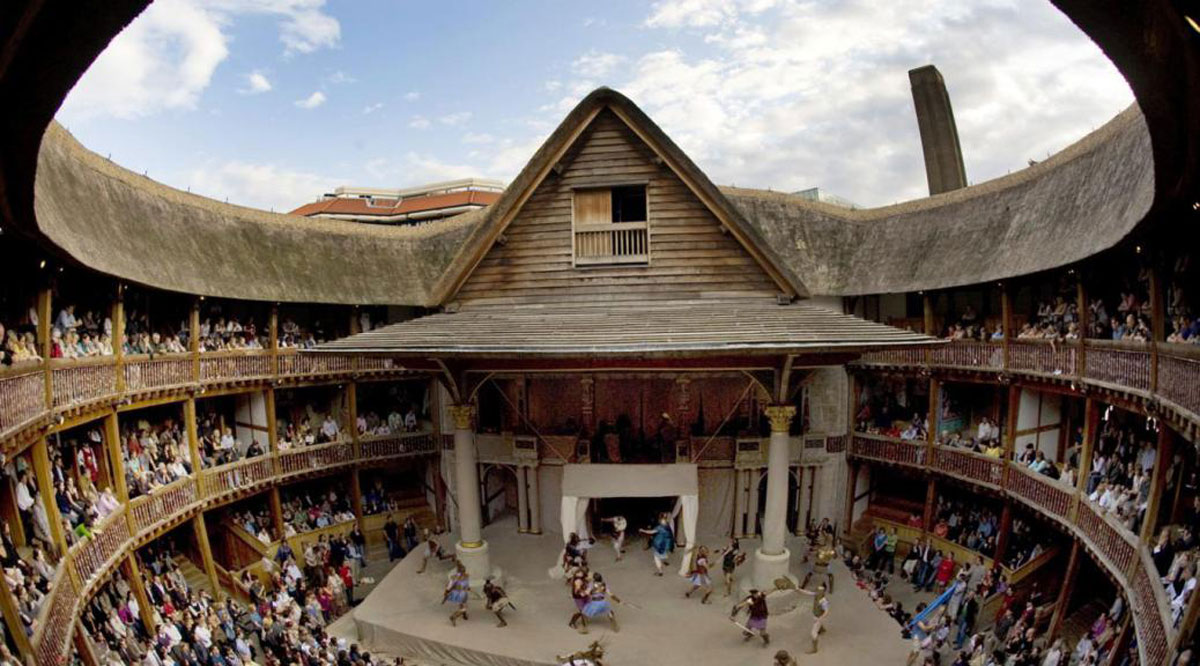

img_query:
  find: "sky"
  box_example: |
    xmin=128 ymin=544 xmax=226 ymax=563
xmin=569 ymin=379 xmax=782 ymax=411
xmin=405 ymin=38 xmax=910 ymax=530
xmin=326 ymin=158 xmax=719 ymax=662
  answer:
xmin=56 ymin=0 xmax=1135 ymax=213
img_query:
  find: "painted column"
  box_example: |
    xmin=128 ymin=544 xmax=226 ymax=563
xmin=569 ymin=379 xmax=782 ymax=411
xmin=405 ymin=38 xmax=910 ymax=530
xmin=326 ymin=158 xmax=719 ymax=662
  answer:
xmin=528 ymin=465 xmax=542 ymax=534
xmin=450 ymin=404 xmax=491 ymax=583
xmin=516 ymin=465 xmax=530 ymax=533
xmin=192 ymin=514 xmax=223 ymax=600
xmin=752 ymin=404 xmax=796 ymax=589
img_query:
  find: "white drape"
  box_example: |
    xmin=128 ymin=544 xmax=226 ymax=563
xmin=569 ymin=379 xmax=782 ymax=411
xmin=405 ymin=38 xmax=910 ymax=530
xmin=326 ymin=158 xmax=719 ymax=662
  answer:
xmin=676 ymin=494 xmax=699 ymax=576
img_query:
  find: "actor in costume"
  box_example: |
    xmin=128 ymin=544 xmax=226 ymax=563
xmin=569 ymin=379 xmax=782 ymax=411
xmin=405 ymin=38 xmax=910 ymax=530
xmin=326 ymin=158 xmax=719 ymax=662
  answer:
xmin=718 ymin=538 xmax=746 ymax=597
xmin=418 ymin=529 xmax=452 ymax=574
xmin=797 ymin=583 xmax=830 ymax=654
xmin=578 ymin=572 xmax=620 ymax=634
xmin=731 ymin=588 xmax=770 ymax=646
xmin=484 ymin=577 xmax=516 ymax=628
xmin=444 ymin=561 xmax=471 ymax=626
xmin=800 ymin=533 xmax=836 ymax=593
xmin=568 ymin=569 xmax=590 ymax=630
xmin=638 ymin=514 xmax=675 ymax=576
xmin=685 ymin=546 xmax=714 ymax=603
xmin=600 ymin=515 xmax=627 ymax=561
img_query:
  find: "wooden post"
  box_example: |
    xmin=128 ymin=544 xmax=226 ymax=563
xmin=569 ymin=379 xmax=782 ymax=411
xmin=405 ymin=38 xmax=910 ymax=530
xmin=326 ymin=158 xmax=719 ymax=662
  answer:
xmin=927 ymin=378 xmax=940 ymax=450
xmin=31 ymin=437 xmax=68 ymax=555
xmin=112 ymin=284 xmax=125 ymax=392
xmin=1140 ymin=426 xmax=1176 ymax=543
xmin=190 ymin=298 xmax=201 ymax=381
xmin=1047 ymin=540 xmax=1081 ymax=640
xmin=350 ymin=468 xmax=365 ymax=532
xmin=843 ymin=461 xmax=858 ymax=537
xmin=1076 ymin=274 xmax=1089 ymax=375
xmin=347 ymin=381 xmax=359 ymax=447
xmin=73 ymin=622 xmax=100 ymax=666
xmin=269 ymin=487 xmax=285 ymax=540
xmin=922 ymin=477 xmax=937 ymax=532
xmin=1077 ymin=399 xmax=1100 ymax=495
xmin=923 ymin=292 xmax=935 ymax=337
xmin=994 ymin=502 xmax=1013 ymax=566
xmin=184 ymin=397 xmax=203 ymax=473
xmin=0 ymin=559 xmax=32 ymax=660
xmin=104 ymin=413 xmax=129 ymax=502
xmin=122 ymin=554 xmax=157 ymax=633
xmin=1003 ymin=385 xmax=1021 ymax=484
xmin=1150 ymin=256 xmax=1164 ymax=393
xmin=269 ymin=304 xmax=279 ymax=374
xmin=38 ymin=286 xmax=52 ymax=409
xmin=1000 ymin=281 xmax=1012 ymax=369
xmin=192 ymin=514 xmax=223 ymax=599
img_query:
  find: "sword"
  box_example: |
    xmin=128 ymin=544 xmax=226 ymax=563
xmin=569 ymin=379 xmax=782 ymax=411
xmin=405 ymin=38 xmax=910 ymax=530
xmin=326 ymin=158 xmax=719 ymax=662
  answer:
xmin=729 ymin=618 xmax=761 ymax=636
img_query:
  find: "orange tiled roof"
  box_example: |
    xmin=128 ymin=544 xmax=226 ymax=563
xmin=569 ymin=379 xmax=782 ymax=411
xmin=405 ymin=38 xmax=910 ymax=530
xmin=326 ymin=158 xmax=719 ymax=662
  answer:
xmin=290 ymin=190 xmax=500 ymax=218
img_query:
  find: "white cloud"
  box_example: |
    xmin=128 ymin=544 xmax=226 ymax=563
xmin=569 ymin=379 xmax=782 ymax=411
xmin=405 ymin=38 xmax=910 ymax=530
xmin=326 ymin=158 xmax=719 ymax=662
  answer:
xmin=326 ymin=70 xmax=355 ymax=84
xmin=574 ymin=0 xmax=1135 ymax=206
xmin=404 ymin=91 xmax=421 ymax=101
xmin=462 ymin=132 xmax=495 ymax=144
xmin=187 ymin=160 xmax=331 ymax=211
xmin=408 ymin=115 xmax=431 ymax=129
xmin=294 ymin=91 xmax=326 ymax=108
xmin=241 ymin=70 xmax=272 ymax=94
xmin=439 ymin=111 xmax=472 ymax=126
xmin=572 ymin=51 xmax=626 ymax=78
xmin=362 ymin=102 xmax=385 ymax=115
xmin=60 ymin=0 xmax=340 ymax=121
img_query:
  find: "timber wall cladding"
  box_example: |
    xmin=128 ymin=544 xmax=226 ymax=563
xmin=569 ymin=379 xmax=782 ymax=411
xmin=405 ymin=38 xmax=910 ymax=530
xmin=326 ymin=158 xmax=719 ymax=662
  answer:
xmin=457 ymin=109 xmax=780 ymax=306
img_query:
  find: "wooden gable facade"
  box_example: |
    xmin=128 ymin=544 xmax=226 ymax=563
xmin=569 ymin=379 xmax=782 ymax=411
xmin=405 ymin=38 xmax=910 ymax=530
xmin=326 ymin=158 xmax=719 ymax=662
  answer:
xmin=454 ymin=108 xmax=785 ymax=307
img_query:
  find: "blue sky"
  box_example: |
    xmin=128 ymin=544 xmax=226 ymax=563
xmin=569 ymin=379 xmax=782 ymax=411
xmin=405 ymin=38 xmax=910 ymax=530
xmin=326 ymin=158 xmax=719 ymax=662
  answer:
xmin=57 ymin=0 xmax=1134 ymax=212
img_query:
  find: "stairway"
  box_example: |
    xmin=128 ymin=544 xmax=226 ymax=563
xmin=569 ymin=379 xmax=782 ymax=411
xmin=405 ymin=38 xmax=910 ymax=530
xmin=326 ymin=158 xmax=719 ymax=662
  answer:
xmin=174 ymin=555 xmax=216 ymax=597
xmin=1059 ymin=598 xmax=1107 ymax=647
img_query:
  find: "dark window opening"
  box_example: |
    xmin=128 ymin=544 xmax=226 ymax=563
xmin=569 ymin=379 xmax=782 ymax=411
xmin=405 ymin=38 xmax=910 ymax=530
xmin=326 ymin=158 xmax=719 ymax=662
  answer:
xmin=611 ymin=185 xmax=647 ymax=222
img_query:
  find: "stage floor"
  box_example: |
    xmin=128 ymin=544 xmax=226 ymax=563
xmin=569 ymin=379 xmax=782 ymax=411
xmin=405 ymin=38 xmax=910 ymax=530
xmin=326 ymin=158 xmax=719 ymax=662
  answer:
xmin=347 ymin=518 xmax=910 ymax=666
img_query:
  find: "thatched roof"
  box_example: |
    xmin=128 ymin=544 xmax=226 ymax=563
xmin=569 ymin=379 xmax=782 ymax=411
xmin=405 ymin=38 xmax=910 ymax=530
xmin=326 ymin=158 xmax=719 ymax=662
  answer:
xmin=33 ymin=93 xmax=1152 ymax=304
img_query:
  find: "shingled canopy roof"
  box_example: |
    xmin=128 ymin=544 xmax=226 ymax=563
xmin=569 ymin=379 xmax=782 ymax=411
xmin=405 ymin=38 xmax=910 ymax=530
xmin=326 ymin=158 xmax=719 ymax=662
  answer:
xmin=314 ymin=301 xmax=937 ymax=357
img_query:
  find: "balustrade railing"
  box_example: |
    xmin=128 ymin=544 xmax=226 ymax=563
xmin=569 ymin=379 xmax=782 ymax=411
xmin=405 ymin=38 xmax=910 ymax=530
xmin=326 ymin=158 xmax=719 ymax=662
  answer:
xmin=278 ymin=351 xmax=353 ymax=376
xmin=0 ymin=366 xmax=46 ymax=438
xmin=359 ymin=431 xmax=437 ymax=458
xmin=1005 ymin=463 xmax=1073 ymax=520
xmin=848 ymin=433 xmax=925 ymax=467
xmin=1131 ymin=551 xmax=1172 ymax=666
xmin=123 ymin=353 xmax=195 ymax=392
xmin=1083 ymin=341 xmax=1152 ymax=393
xmin=199 ymin=350 xmax=273 ymax=382
xmin=357 ymin=356 xmax=404 ymax=373
xmin=1007 ymin=340 xmax=1076 ymax=377
xmin=279 ymin=441 xmax=355 ymax=476
xmin=129 ymin=477 xmax=199 ymax=538
xmin=205 ymin=454 xmax=278 ymax=498
xmin=857 ymin=347 xmax=927 ymax=366
xmin=69 ymin=510 xmax=130 ymax=588
xmin=929 ymin=340 xmax=1001 ymax=369
xmin=32 ymin=567 xmax=76 ymax=666
xmin=51 ymin=358 xmax=117 ymax=409
xmin=1157 ymin=346 xmax=1200 ymax=416
xmin=929 ymin=446 xmax=1005 ymax=488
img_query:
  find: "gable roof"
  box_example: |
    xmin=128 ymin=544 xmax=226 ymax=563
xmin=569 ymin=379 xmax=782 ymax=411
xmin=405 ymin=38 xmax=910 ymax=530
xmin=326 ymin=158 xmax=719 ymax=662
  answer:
xmin=431 ymin=87 xmax=810 ymax=304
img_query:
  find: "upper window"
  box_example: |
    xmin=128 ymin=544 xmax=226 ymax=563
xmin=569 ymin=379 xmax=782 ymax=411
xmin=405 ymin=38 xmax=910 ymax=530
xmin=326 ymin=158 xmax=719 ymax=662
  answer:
xmin=572 ymin=185 xmax=649 ymax=267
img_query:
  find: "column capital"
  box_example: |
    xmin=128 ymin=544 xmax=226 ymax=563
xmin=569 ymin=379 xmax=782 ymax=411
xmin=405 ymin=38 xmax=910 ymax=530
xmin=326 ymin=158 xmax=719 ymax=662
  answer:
xmin=764 ymin=404 xmax=796 ymax=433
xmin=449 ymin=404 xmax=475 ymax=430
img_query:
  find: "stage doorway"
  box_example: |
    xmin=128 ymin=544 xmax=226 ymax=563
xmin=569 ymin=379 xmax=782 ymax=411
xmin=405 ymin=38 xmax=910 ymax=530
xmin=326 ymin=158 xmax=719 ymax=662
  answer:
xmin=589 ymin=496 xmax=677 ymax=547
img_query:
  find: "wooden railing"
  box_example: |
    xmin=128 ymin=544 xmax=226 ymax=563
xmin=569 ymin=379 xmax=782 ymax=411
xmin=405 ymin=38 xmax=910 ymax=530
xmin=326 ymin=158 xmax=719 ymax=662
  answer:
xmin=0 ymin=366 xmax=46 ymax=439
xmin=26 ymin=429 xmax=439 ymax=664
xmin=848 ymin=433 xmax=925 ymax=466
xmin=1005 ymin=463 xmax=1074 ymax=521
xmin=50 ymin=357 xmax=118 ymax=409
xmin=199 ymin=350 xmax=273 ymax=382
xmin=278 ymin=350 xmax=353 ymax=377
xmin=574 ymin=221 xmax=649 ymax=265
xmin=1008 ymin=339 xmax=1075 ymax=377
xmin=360 ymin=432 xmax=437 ymax=459
xmin=930 ymin=446 xmax=1005 ymax=489
xmin=123 ymin=353 xmax=194 ymax=392
xmin=848 ymin=434 xmax=1174 ymax=665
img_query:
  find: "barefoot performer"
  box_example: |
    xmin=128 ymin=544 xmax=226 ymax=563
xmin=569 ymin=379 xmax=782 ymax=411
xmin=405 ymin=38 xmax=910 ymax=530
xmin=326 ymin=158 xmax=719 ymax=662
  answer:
xmin=638 ymin=515 xmax=674 ymax=576
xmin=484 ymin=577 xmax=516 ymax=627
xmin=418 ymin=529 xmax=452 ymax=574
xmin=578 ymin=572 xmax=621 ymax=634
xmin=568 ymin=569 xmax=590 ymax=630
xmin=731 ymin=588 xmax=770 ymax=646
xmin=685 ymin=546 xmax=714 ymax=603
xmin=600 ymin=515 xmax=627 ymax=561
xmin=444 ymin=561 xmax=470 ymax=626
xmin=797 ymin=583 xmax=830 ymax=654
xmin=718 ymin=538 xmax=746 ymax=597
